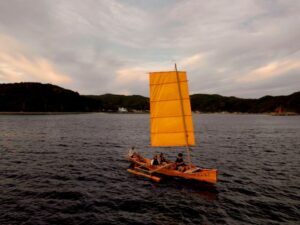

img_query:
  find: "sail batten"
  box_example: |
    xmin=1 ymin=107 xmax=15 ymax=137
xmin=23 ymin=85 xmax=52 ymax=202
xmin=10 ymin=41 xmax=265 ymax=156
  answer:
xmin=151 ymin=115 xmax=192 ymax=119
xmin=151 ymin=131 xmax=194 ymax=134
xmin=150 ymin=98 xmax=190 ymax=103
xmin=149 ymin=71 xmax=195 ymax=147
xmin=150 ymin=80 xmax=188 ymax=86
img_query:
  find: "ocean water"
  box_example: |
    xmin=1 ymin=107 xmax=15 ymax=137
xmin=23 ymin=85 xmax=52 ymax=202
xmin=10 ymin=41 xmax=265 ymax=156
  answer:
xmin=0 ymin=113 xmax=299 ymax=225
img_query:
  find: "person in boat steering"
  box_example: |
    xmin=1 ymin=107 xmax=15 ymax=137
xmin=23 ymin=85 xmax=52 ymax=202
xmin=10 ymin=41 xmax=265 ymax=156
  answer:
xmin=129 ymin=152 xmax=138 ymax=169
xmin=128 ymin=147 xmax=145 ymax=168
xmin=175 ymin=153 xmax=186 ymax=172
xmin=128 ymin=147 xmax=136 ymax=158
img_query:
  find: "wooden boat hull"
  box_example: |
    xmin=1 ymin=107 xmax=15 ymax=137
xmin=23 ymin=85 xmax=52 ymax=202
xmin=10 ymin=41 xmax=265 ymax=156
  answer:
xmin=128 ymin=157 xmax=217 ymax=184
xmin=154 ymin=167 xmax=217 ymax=184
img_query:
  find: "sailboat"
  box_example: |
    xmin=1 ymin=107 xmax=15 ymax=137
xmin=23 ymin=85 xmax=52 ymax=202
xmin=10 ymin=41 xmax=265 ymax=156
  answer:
xmin=127 ymin=65 xmax=217 ymax=184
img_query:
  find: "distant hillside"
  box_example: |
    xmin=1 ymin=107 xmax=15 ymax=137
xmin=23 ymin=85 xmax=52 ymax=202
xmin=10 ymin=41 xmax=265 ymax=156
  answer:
xmin=0 ymin=82 xmax=299 ymax=113
xmin=0 ymin=83 xmax=100 ymax=112
xmin=190 ymin=92 xmax=300 ymax=113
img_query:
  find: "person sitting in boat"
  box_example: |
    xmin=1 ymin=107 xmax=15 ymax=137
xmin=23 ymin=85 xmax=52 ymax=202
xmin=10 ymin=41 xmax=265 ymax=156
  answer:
xmin=128 ymin=147 xmax=136 ymax=158
xmin=128 ymin=147 xmax=145 ymax=168
xmin=129 ymin=151 xmax=138 ymax=169
xmin=128 ymin=147 xmax=144 ymax=162
xmin=159 ymin=153 xmax=168 ymax=165
xmin=175 ymin=153 xmax=186 ymax=172
xmin=151 ymin=155 xmax=159 ymax=166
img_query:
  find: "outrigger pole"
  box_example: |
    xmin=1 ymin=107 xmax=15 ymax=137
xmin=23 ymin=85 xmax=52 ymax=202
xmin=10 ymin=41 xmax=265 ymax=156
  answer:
xmin=127 ymin=169 xmax=161 ymax=182
xmin=174 ymin=63 xmax=192 ymax=168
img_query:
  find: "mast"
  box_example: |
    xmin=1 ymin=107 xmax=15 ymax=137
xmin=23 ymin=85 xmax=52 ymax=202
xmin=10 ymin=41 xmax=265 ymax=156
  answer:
xmin=174 ymin=63 xmax=192 ymax=167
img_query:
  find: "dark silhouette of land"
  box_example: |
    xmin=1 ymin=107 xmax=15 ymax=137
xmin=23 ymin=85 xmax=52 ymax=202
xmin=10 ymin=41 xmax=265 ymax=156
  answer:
xmin=0 ymin=82 xmax=299 ymax=113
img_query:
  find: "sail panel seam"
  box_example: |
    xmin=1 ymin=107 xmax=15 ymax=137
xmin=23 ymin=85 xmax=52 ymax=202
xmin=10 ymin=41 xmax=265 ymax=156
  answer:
xmin=151 ymin=131 xmax=194 ymax=134
xmin=150 ymin=80 xmax=188 ymax=86
xmin=150 ymin=98 xmax=190 ymax=103
xmin=151 ymin=115 xmax=192 ymax=119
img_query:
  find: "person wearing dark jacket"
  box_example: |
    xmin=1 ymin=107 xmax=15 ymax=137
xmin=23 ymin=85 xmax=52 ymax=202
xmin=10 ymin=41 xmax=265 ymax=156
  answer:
xmin=175 ymin=153 xmax=186 ymax=171
xmin=159 ymin=153 xmax=168 ymax=164
xmin=151 ymin=155 xmax=159 ymax=166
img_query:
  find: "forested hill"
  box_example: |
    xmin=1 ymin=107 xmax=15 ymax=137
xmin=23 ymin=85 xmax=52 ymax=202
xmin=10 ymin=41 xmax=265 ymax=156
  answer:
xmin=190 ymin=93 xmax=300 ymax=113
xmin=0 ymin=83 xmax=98 ymax=112
xmin=0 ymin=82 xmax=299 ymax=113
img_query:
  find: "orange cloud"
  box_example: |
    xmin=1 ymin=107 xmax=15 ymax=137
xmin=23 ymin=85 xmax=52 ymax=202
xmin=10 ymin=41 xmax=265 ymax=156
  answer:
xmin=0 ymin=35 xmax=71 ymax=84
xmin=238 ymin=60 xmax=300 ymax=83
xmin=115 ymin=53 xmax=205 ymax=84
xmin=116 ymin=67 xmax=148 ymax=84
xmin=179 ymin=53 xmax=205 ymax=68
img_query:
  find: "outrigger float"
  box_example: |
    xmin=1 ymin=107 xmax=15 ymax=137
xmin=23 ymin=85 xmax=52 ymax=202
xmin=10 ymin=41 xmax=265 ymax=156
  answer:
xmin=127 ymin=65 xmax=217 ymax=184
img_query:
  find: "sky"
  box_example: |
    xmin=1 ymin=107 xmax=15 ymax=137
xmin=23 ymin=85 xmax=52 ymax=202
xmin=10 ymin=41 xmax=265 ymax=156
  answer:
xmin=0 ymin=0 xmax=299 ymax=98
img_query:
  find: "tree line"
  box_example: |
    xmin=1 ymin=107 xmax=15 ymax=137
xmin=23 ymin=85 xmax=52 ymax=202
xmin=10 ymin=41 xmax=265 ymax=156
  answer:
xmin=0 ymin=82 xmax=299 ymax=113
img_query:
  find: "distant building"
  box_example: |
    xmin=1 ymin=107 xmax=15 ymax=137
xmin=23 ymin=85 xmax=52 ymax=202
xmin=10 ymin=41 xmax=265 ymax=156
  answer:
xmin=118 ymin=107 xmax=128 ymax=113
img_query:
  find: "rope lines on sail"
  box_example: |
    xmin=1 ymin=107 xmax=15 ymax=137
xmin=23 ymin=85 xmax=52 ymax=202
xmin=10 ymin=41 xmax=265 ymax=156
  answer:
xmin=174 ymin=64 xmax=192 ymax=167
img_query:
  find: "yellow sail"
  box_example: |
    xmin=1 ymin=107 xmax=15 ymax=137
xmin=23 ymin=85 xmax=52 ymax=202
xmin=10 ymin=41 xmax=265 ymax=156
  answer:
xmin=149 ymin=71 xmax=195 ymax=147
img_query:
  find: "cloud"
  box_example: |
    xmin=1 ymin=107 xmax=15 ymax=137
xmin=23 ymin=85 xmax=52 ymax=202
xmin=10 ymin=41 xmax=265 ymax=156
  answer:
xmin=0 ymin=35 xmax=71 ymax=84
xmin=180 ymin=54 xmax=205 ymax=68
xmin=116 ymin=67 xmax=148 ymax=84
xmin=237 ymin=59 xmax=300 ymax=83
xmin=115 ymin=53 xmax=204 ymax=85
xmin=113 ymin=62 xmax=168 ymax=94
xmin=0 ymin=0 xmax=299 ymax=97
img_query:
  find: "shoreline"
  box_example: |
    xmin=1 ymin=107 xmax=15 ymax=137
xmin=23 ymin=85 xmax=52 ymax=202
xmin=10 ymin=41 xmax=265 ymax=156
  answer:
xmin=0 ymin=112 xmax=95 ymax=115
xmin=0 ymin=111 xmax=298 ymax=116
